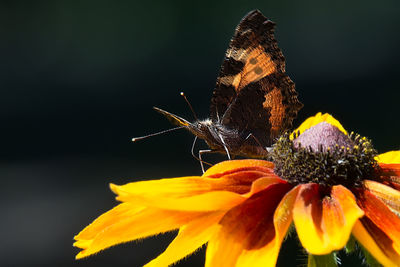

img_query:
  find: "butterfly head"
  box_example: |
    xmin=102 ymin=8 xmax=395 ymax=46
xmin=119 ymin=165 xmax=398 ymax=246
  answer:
xmin=154 ymin=107 xmax=234 ymax=150
xmin=153 ymin=107 xmax=207 ymax=137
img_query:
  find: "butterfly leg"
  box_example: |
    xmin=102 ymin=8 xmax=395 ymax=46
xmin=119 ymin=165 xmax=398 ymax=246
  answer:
xmin=191 ymin=136 xmax=200 ymax=160
xmin=199 ymin=149 xmax=213 ymax=173
xmin=245 ymin=133 xmax=272 ymax=155
xmin=192 ymin=137 xmax=213 ymax=173
xmin=217 ymin=133 xmax=232 ymax=160
xmin=244 ymin=133 xmax=264 ymax=148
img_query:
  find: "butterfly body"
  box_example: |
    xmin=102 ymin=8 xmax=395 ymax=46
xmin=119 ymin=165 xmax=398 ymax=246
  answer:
xmin=154 ymin=107 xmax=268 ymax=158
xmin=154 ymin=10 xmax=302 ymax=159
xmin=196 ymin=120 xmax=269 ymax=158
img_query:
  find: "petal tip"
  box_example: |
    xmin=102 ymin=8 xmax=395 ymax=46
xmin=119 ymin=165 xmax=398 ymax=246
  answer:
xmin=293 ymin=112 xmax=347 ymax=137
xmin=109 ymin=183 xmax=118 ymax=193
xmin=75 ymin=252 xmax=86 ymax=260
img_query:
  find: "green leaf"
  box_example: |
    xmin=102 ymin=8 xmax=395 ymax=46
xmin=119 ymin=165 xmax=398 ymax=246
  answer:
xmin=307 ymin=253 xmax=339 ymax=267
xmin=359 ymin=245 xmax=381 ymax=267
xmin=344 ymin=235 xmax=356 ymax=254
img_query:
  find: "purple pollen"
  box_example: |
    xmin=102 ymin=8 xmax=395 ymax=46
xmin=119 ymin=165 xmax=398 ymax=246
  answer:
xmin=293 ymin=122 xmax=354 ymax=152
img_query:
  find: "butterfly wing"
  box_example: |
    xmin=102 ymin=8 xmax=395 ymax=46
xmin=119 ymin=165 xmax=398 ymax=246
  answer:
xmin=210 ymin=10 xmax=302 ymax=146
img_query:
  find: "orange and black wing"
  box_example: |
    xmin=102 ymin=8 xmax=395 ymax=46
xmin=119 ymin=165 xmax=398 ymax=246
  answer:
xmin=210 ymin=10 xmax=302 ymax=146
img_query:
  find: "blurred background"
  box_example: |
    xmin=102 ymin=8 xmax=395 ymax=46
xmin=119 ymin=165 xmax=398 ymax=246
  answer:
xmin=1 ymin=0 xmax=399 ymax=266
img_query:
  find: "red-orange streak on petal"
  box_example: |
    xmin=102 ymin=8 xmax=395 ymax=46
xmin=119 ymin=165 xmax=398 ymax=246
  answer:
xmin=325 ymin=185 xmax=364 ymax=244
xmin=380 ymin=163 xmax=400 ymax=174
xmin=293 ymin=184 xmax=364 ymax=254
xmin=207 ymin=166 xmax=275 ymax=179
xmin=294 ymin=183 xmax=323 ymax=234
xmin=384 ymin=181 xmax=400 ymax=192
xmin=113 ymin=171 xmax=285 ymax=212
xmin=358 ymin=217 xmax=400 ymax=266
xmin=211 ymin=170 xmax=279 ymax=194
xmin=379 ymin=163 xmax=400 ymax=190
xmin=204 ymin=159 xmax=274 ymax=178
xmin=234 ymin=186 xmax=299 ymax=267
xmin=321 ymin=196 xmax=343 ymax=237
xmin=235 ymin=186 xmax=299 ymax=267
xmin=220 ymin=182 xmax=293 ymax=250
xmin=205 ymin=182 xmax=293 ymax=267
xmin=111 ymin=170 xmax=271 ymax=203
xmin=364 ymin=180 xmax=400 ymax=216
xmin=243 ymin=176 xmax=288 ymax=198
xmin=355 ymin=189 xmax=400 ymax=248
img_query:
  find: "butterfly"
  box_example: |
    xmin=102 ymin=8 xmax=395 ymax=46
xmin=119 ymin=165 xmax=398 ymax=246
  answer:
xmin=144 ymin=10 xmax=302 ymax=168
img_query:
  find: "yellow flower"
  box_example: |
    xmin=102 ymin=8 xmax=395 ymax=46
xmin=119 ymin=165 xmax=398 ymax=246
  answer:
xmin=74 ymin=113 xmax=400 ymax=266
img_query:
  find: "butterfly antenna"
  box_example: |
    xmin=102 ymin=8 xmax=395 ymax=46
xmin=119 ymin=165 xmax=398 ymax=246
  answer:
xmin=180 ymin=92 xmax=199 ymax=121
xmin=132 ymin=126 xmax=185 ymax=142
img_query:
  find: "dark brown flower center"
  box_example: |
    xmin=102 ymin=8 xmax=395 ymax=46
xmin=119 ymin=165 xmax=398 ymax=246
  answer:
xmin=272 ymin=122 xmax=379 ymax=187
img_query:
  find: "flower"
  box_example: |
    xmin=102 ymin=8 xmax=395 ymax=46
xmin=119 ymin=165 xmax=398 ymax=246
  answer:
xmin=74 ymin=113 xmax=400 ymax=266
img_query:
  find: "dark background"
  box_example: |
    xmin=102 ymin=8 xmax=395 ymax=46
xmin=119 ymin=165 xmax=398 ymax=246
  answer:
xmin=1 ymin=0 xmax=399 ymax=266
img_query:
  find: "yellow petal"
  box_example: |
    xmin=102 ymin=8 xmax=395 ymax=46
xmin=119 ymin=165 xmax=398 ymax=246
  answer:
xmin=273 ymin=185 xmax=300 ymax=243
xmin=292 ymin=112 xmax=347 ymax=138
xmin=145 ymin=211 xmax=224 ymax=267
xmin=110 ymin=162 xmax=278 ymax=211
xmin=206 ymin=225 xmax=243 ymax=267
xmin=203 ymin=159 xmax=274 ymax=177
xmin=73 ymin=239 xmax=92 ymax=249
xmin=113 ymin=188 xmax=246 ymax=211
xmin=353 ymin=220 xmax=400 ymax=267
xmin=110 ymin=176 xmax=215 ymax=199
xmin=75 ymin=206 xmax=207 ymax=259
xmin=234 ymin=239 xmax=281 ymax=267
xmin=205 ymin=182 xmax=293 ymax=267
xmin=293 ymin=184 xmax=364 ymax=255
xmin=376 ymin=151 xmax=400 ymax=164
xmin=74 ymin=202 xmax=144 ymax=242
